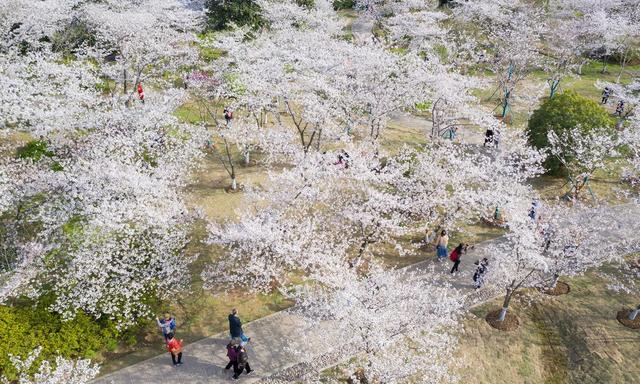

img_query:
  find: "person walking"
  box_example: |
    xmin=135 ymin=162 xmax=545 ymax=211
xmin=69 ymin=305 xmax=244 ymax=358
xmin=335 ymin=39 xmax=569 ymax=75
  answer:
xmin=473 ymin=258 xmax=489 ymax=289
xmin=449 ymin=243 xmax=467 ymax=274
xmin=483 ymin=128 xmax=494 ymax=147
xmin=224 ymin=107 xmax=233 ymax=126
xmin=229 ymin=308 xmax=250 ymax=345
xmin=435 ymin=230 xmax=449 ymax=261
xmin=166 ymin=333 xmax=183 ymax=366
xmin=225 ymin=340 xmax=239 ymax=371
xmin=233 ymin=345 xmax=252 ymax=380
xmin=137 ymin=83 xmax=145 ymax=104
xmin=601 ymin=87 xmax=611 ymax=104
xmin=156 ymin=313 xmax=176 ymax=343
xmin=615 ymin=100 xmax=625 ymax=116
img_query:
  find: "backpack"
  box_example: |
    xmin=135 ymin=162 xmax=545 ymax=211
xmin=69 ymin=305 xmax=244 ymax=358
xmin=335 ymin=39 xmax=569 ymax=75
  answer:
xmin=238 ymin=350 xmax=248 ymax=365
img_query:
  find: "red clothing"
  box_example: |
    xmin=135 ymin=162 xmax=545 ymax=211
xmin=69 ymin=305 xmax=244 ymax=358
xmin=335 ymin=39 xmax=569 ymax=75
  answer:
xmin=449 ymin=249 xmax=460 ymax=262
xmin=167 ymin=338 xmax=182 ymax=354
xmin=137 ymin=84 xmax=145 ymax=100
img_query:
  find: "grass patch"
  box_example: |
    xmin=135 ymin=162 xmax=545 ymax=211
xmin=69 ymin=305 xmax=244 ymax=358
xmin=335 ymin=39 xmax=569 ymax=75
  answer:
xmin=456 ymin=267 xmax=640 ymax=384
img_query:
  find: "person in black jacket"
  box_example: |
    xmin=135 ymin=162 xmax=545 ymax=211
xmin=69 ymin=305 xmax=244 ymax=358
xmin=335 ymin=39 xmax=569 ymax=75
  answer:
xmin=229 ymin=308 xmax=250 ymax=345
xmin=232 ymin=345 xmax=252 ymax=379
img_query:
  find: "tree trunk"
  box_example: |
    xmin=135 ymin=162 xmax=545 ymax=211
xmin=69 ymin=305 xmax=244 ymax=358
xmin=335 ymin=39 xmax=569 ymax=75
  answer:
xmin=601 ymin=56 xmax=608 ymax=74
xmin=577 ymin=60 xmax=586 ymax=75
xmin=550 ymin=273 xmax=559 ymax=289
xmin=616 ymin=52 xmax=627 ymax=83
xmin=629 ymin=304 xmax=640 ymax=321
xmin=123 ymin=68 xmax=127 ymax=94
xmin=498 ymin=289 xmax=513 ymax=322
xmin=243 ymin=147 xmax=250 ymax=166
xmin=231 ymin=177 xmax=237 ymax=191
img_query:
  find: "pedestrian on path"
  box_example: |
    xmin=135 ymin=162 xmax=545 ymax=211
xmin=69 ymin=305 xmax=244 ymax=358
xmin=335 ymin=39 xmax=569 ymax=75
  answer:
xmin=225 ymin=340 xmax=239 ymax=371
xmin=435 ymin=230 xmax=449 ymax=261
xmin=229 ymin=308 xmax=250 ymax=345
xmin=233 ymin=345 xmax=252 ymax=380
xmin=473 ymin=258 xmax=489 ymax=289
xmin=601 ymin=87 xmax=611 ymax=104
xmin=156 ymin=313 xmax=176 ymax=343
xmin=449 ymin=243 xmax=468 ymax=274
xmin=166 ymin=333 xmax=183 ymax=366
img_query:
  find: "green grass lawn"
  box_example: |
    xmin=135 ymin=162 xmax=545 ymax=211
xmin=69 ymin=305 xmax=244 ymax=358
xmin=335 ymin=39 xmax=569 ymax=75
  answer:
xmin=459 ymin=264 xmax=640 ymax=384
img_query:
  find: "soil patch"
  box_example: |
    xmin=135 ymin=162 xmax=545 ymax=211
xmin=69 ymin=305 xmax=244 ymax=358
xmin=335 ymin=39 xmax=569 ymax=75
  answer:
xmin=540 ymin=281 xmax=570 ymax=296
xmin=616 ymin=309 xmax=640 ymax=329
xmin=486 ymin=309 xmax=520 ymax=331
xmin=224 ymin=184 xmax=244 ymax=193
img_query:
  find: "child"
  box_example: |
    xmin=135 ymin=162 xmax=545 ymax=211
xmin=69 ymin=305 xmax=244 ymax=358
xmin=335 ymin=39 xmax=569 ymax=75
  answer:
xmin=156 ymin=313 xmax=176 ymax=342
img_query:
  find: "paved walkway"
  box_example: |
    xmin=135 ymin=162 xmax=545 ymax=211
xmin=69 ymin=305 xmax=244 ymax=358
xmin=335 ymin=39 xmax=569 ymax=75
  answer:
xmin=95 ymin=203 xmax=640 ymax=384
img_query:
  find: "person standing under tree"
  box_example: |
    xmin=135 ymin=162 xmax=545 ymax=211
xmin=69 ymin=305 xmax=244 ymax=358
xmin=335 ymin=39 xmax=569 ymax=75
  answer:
xmin=156 ymin=313 xmax=176 ymax=343
xmin=224 ymin=107 xmax=233 ymax=126
xmin=229 ymin=308 xmax=250 ymax=345
xmin=615 ymin=100 xmax=625 ymax=116
xmin=435 ymin=230 xmax=449 ymax=261
xmin=166 ymin=333 xmax=183 ymax=366
xmin=137 ymin=83 xmax=145 ymax=104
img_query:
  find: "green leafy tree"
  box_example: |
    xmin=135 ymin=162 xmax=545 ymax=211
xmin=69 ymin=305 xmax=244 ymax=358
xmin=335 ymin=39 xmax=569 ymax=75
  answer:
xmin=204 ymin=0 xmax=265 ymax=31
xmin=332 ymin=0 xmax=356 ymax=10
xmin=527 ymin=91 xmax=616 ymax=174
xmin=0 ymin=296 xmax=124 ymax=380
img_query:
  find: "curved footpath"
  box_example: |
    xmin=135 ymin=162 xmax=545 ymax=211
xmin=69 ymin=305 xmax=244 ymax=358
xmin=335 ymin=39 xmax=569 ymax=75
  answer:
xmin=95 ymin=203 xmax=640 ymax=384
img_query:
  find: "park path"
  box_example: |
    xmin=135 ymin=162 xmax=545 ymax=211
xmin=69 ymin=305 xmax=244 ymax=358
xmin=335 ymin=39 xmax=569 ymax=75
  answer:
xmin=95 ymin=203 xmax=640 ymax=384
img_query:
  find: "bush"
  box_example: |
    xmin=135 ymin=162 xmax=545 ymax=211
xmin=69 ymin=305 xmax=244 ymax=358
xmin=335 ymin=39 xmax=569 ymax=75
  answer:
xmin=51 ymin=19 xmax=96 ymax=54
xmin=332 ymin=0 xmax=356 ymax=10
xmin=17 ymin=140 xmax=54 ymax=161
xmin=0 ymin=296 xmax=122 ymax=380
xmin=204 ymin=0 xmax=265 ymax=31
xmin=527 ymin=91 xmax=616 ymax=174
xmin=295 ymin=0 xmax=315 ymax=8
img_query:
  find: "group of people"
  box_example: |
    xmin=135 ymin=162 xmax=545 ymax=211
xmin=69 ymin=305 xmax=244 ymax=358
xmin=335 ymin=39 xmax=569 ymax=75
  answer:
xmin=155 ymin=309 xmax=254 ymax=380
xmin=432 ymin=229 xmax=489 ymax=289
xmin=601 ymin=87 xmax=626 ymax=116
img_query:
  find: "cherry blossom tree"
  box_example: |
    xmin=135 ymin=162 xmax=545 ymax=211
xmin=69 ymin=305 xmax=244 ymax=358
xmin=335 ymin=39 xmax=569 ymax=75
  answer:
xmin=547 ymin=126 xmax=618 ymax=200
xmin=291 ymin=265 xmax=462 ymax=383
xmin=81 ymin=0 xmax=201 ymax=101
xmin=1 ymin=347 xmax=99 ymax=384
xmin=453 ymin=0 xmax=545 ymax=121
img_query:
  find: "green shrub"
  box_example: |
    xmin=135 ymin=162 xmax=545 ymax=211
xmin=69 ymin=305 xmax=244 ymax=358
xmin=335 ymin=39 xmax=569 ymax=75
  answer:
xmin=527 ymin=91 xmax=615 ymax=174
xmin=17 ymin=140 xmax=54 ymax=162
xmin=332 ymin=0 xmax=356 ymax=10
xmin=204 ymin=0 xmax=265 ymax=31
xmin=294 ymin=0 xmax=315 ymax=8
xmin=51 ymin=19 xmax=96 ymax=54
xmin=0 ymin=296 xmax=121 ymax=380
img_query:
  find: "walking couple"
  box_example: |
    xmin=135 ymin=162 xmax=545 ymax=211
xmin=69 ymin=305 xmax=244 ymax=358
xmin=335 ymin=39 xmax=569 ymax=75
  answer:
xmin=227 ymin=308 xmax=253 ymax=379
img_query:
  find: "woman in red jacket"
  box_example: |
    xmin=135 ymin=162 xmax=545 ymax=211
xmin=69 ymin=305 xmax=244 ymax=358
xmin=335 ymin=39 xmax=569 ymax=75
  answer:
xmin=449 ymin=243 xmax=467 ymax=274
